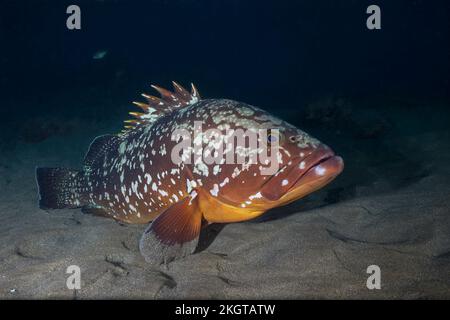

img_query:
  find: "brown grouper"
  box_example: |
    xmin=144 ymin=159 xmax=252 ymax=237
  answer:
xmin=36 ymin=82 xmax=344 ymax=264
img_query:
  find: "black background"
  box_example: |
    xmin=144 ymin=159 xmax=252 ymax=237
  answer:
xmin=0 ymin=0 xmax=449 ymax=121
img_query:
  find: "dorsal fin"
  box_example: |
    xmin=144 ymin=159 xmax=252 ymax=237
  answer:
xmin=83 ymin=134 xmax=121 ymax=172
xmin=123 ymin=81 xmax=201 ymax=132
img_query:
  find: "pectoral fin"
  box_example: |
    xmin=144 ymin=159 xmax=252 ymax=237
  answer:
xmin=139 ymin=194 xmax=203 ymax=265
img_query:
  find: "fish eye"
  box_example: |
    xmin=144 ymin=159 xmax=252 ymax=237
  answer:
xmin=289 ymin=135 xmax=298 ymax=143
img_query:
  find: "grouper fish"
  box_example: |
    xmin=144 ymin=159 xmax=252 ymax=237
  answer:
xmin=36 ymin=82 xmax=344 ymax=264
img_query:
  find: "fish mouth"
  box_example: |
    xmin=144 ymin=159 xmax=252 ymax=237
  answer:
xmin=260 ymin=146 xmax=344 ymax=202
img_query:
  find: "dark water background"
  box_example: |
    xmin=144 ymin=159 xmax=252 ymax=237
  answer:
xmin=0 ymin=0 xmax=449 ymax=203
xmin=1 ymin=1 xmax=448 ymax=113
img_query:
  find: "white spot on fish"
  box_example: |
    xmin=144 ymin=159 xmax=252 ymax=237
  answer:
xmin=119 ymin=142 xmax=127 ymax=155
xmin=158 ymin=189 xmax=168 ymax=197
xmin=189 ymin=190 xmax=198 ymax=205
xmin=219 ymin=177 xmax=229 ymax=187
xmin=249 ymin=192 xmax=262 ymax=200
xmin=314 ymin=165 xmax=326 ymax=176
xmin=210 ymin=184 xmax=219 ymax=197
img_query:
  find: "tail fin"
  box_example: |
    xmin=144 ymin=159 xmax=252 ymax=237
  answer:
xmin=36 ymin=167 xmax=85 ymax=209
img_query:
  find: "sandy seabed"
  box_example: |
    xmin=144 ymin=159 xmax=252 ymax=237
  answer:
xmin=0 ymin=108 xmax=449 ymax=299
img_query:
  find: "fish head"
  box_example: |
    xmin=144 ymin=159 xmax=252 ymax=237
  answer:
xmin=257 ymin=128 xmax=344 ymax=207
xmin=198 ymin=100 xmax=344 ymax=215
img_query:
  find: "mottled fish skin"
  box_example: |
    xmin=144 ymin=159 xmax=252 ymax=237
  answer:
xmin=79 ymin=99 xmax=319 ymax=223
xmin=37 ymin=82 xmax=344 ymax=263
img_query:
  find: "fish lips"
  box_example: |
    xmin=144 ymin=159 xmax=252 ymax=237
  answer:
xmin=260 ymin=146 xmax=344 ymax=202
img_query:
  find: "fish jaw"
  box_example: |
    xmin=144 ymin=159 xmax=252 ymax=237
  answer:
xmin=277 ymin=155 xmax=343 ymax=206
xmin=260 ymin=145 xmax=344 ymax=204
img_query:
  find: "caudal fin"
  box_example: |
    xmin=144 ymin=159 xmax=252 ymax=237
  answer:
xmin=36 ymin=167 xmax=84 ymax=209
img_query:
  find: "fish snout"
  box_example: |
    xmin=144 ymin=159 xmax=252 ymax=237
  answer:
xmin=260 ymin=145 xmax=344 ymax=202
xmin=288 ymin=151 xmax=344 ymax=198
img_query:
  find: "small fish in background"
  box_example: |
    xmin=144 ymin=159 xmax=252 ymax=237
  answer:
xmin=92 ymin=50 xmax=108 ymax=60
xmin=35 ymin=81 xmax=344 ymax=264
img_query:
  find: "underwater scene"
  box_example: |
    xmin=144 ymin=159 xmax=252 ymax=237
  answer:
xmin=0 ymin=0 xmax=449 ymax=300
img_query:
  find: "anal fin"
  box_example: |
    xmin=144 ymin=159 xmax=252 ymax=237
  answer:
xmin=139 ymin=193 xmax=202 ymax=265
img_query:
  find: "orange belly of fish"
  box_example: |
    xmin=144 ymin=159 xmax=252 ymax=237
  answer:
xmin=199 ymin=190 xmax=265 ymax=223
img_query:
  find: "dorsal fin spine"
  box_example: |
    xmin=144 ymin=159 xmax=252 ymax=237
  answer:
xmin=172 ymin=81 xmax=190 ymax=98
xmin=132 ymin=101 xmax=149 ymax=111
xmin=123 ymin=81 xmax=201 ymax=132
xmin=150 ymin=84 xmax=175 ymax=100
xmin=190 ymin=83 xmax=200 ymax=100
